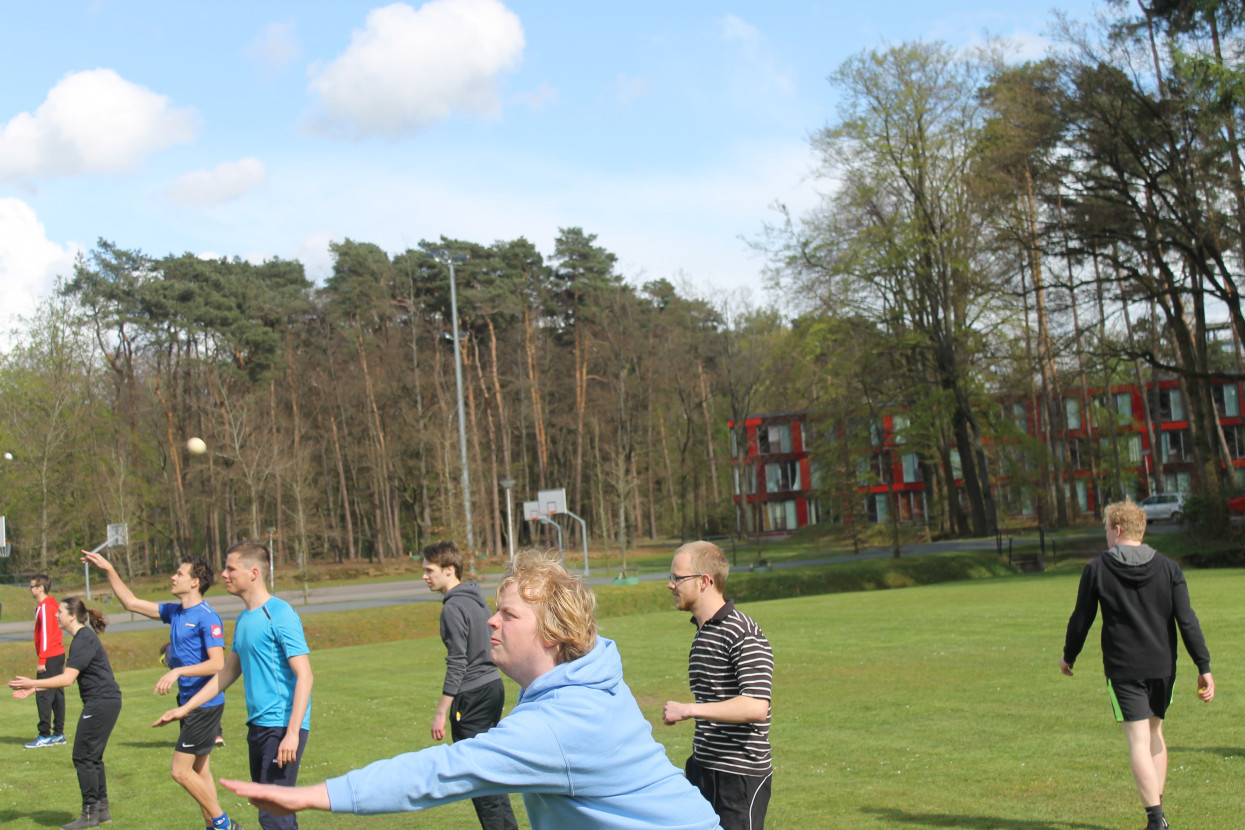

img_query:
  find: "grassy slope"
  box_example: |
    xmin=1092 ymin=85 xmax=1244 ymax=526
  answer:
xmin=2 ymin=566 xmax=1241 ymax=829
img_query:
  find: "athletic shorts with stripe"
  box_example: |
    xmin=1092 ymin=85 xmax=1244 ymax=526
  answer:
xmin=1107 ymin=677 xmax=1174 ymax=722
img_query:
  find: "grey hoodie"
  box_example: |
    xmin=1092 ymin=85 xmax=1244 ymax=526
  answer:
xmin=440 ymin=582 xmax=501 ymax=696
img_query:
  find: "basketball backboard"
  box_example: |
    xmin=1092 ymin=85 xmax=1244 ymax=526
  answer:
xmin=536 ymin=488 xmax=567 ymax=516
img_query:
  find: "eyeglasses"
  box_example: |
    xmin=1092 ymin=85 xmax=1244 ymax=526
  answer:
xmin=668 ymin=572 xmax=705 ymax=584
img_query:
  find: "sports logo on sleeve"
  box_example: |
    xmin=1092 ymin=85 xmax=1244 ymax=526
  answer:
xmin=211 ymin=624 xmax=223 ymax=639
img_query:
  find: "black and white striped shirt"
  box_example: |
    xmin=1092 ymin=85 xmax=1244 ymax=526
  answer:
xmin=688 ymin=600 xmax=773 ymax=776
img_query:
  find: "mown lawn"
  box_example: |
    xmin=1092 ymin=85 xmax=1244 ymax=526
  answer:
xmin=1 ymin=567 xmax=1240 ymax=829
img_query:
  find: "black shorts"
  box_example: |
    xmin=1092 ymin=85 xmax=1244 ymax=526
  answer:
xmin=686 ymin=754 xmax=772 ymax=830
xmin=176 ymin=703 xmax=224 ymax=755
xmin=1108 ymin=677 xmax=1174 ymax=722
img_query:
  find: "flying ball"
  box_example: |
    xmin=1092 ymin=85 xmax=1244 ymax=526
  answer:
xmin=186 ymin=437 xmax=207 ymax=455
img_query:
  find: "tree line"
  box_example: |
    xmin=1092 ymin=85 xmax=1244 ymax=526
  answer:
xmin=1 ymin=231 xmax=791 ymax=578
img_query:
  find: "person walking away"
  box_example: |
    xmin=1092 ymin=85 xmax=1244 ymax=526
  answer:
xmin=1061 ymin=498 xmax=1215 ymax=830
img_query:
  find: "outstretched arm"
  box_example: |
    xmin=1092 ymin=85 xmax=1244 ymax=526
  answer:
xmin=221 ymin=780 xmax=330 ymax=815
xmin=82 ymin=550 xmax=161 ymax=619
xmin=10 ymin=666 xmax=80 ymax=698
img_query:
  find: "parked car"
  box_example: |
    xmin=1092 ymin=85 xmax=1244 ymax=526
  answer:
xmin=1228 ymin=492 xmax=1245 ymax=515
xmin=1139 ymin=493 xmax=1186 ymax=522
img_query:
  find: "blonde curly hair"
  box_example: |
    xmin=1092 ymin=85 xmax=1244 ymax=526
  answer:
xmin=498 ymin=550 xmax=598 ymax=664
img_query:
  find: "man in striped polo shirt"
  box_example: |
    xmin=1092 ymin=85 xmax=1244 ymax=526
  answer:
xmin=664 ymin=540 xmax=773 ymax=830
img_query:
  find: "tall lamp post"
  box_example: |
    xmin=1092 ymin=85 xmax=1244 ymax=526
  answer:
xmin=499 ymin=477 xmax=516 ymax=560
xmin=434 ymin=251 xmax=474 ymax=550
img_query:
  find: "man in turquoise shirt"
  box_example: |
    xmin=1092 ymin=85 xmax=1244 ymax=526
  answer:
xmin=157 ymin=541 xmax=314 ymax=830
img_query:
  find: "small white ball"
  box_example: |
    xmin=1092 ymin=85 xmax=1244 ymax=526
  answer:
xmin=186 ymin=437 xmax=207 ymax=455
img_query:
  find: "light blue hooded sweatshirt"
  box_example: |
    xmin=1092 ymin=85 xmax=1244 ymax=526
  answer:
xmin=325 ymin=637 xmax=722 ymax=830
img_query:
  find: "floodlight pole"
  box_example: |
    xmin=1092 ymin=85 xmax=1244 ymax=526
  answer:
xmin=564 ymin=509 xmax=590 ymax=576
xmin=441 ymin=252 xmax=474 ymax=551
xmin=499 ymin=478 xmax=516 ymax=560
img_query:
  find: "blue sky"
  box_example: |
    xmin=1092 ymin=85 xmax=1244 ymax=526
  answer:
xmin=0 ymin=0 xmax=1102 ymax=336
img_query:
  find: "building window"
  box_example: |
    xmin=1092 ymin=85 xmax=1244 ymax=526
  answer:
xmin=1127 ymin=434 xmax=1142 ymax=464
xmin=902 ymin=453 xmax=922 ymax=483
xmin=950 ymin=449 xmax=963 ymax=480
xmin=1225 ymin=424 xmax=1245 ymax=459
xmin=1114 ymin=391 xmax=1133 ymax=425
xmin=766 ymin=461 xmax=801 ymax=493
xmin=868 ymin=492 xmax=889 ymax=524
xmin=1074 ymin=478 xmax=1089 ymax=512
xmin=1160 ymin=388 xmax=1185 ymax=422
xmin=764 ymin=500 xmax=798 ymax=531
xmin=757 ymin=423 xmax=792 ymax=455
xmin=1012 ymin=401 xmax=1029 ymax=433
xmin=1065 ymin=397 xmax=1082 ymax=430
xmin=1214 ymin=383 xmax=1241 ymax=418
xmin=1161 ymin=430 xmax=1190 ymax=463
xmin=891 ymin=414 xmax=909 ymax=443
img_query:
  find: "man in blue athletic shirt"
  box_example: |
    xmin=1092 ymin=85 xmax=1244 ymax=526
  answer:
xmin=84 ymin=550 xmax=239 ymax=830
xmin=156 ymin=541 xmax=314 ymax=830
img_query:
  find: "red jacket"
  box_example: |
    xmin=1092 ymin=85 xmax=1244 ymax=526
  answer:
xmin=34 ymin=596 xmax=64 ymax=661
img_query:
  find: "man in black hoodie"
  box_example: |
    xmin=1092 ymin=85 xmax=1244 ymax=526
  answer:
xmin=1061 ymin=499 xmax=1215 ymax=830
xmin=421 ymin=541 xmax=518 ymax=830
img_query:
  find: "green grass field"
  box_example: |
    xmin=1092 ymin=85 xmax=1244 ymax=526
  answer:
xmin=2 ymin=568 xmax=1241 ymax=829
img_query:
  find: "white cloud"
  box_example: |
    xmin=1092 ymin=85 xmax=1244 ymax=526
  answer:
xmin=613 ymin=75 xmax=650 ymax=103
xmin=0 ymin=199 xmax=80 ymax=335
xmin=294 ymin=232 xmax=338 ymax=284
xmin=715 ymin=14 xmax=795 ymax=97
xmin=305 ymin=0 xmax=525 ymax=138
xmin=246 ymin=22 xmax=301 ymax=75
xmin=166 ymin=157 xmax=268 ymax=208
xmin=718 ymin=13 xmax=762 ymax=45
xmin=515 ymin=81 xmax=557 ymax=110
xmin=0 ymin=69 xmax=198 ymax=183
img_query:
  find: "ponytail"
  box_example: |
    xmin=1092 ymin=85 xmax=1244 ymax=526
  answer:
xmin=62 ymin=596 xmax=108 ymax=633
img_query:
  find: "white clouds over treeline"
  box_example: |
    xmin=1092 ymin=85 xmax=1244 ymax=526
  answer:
xmin=305 ymin=0 xmax=525 ymax=138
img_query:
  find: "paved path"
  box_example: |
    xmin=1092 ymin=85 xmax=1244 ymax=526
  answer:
xmin=1 ymin=525 xmax=1169 ymax=644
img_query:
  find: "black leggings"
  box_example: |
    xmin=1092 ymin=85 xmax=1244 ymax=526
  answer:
xmin=73 ymin=698 xmax=121 ymax=805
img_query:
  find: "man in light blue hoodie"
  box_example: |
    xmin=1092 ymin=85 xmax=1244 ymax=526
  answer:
xmin=223 ymin=550 xmax=722 ymax=830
